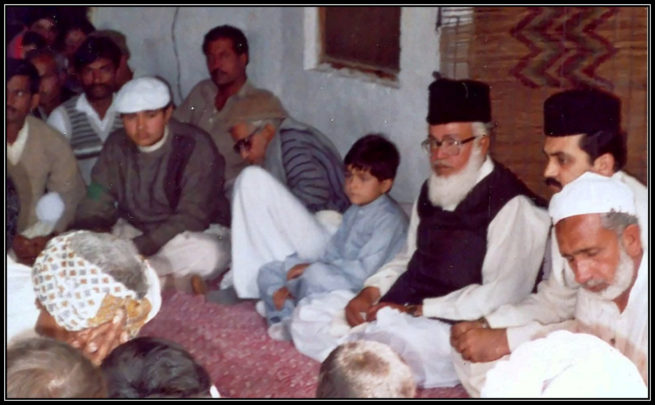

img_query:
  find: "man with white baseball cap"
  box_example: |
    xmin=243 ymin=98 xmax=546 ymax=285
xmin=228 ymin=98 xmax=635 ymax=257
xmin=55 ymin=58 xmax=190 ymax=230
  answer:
xmin=452 ymin=172 xmax=648 ymax=395
xmin=73 ymin=76 xmax=231 ymax=292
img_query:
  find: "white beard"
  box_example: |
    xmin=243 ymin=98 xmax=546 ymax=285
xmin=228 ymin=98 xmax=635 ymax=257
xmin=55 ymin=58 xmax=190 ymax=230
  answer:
xmin=427 ymin=145 xmax=486 ymax=209
xmin=589 ymin=244 xmax=635 ymax=301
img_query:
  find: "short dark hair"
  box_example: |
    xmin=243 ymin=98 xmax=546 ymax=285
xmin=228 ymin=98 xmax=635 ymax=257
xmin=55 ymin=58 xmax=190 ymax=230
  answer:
xmin=57 ymin=18 xmax=95 ymax=49
xmin=22 ymin=30 xmax=47 ymax=50
xmin=202 ymin=25 xmax=249 ymax=64
xmin=7 ymin=58 xmax=40 ymax=94
xmin=344 ymin=134 xmax=400 ymax=182
xmin=101 ymin=337 xmax=212 ymax=398
xmin=25 ymin=7 xmax=60 ymax=28
xmin=7 ymin=337 xmax=107 ymax=398
xmin=578 ymin=129 xmax=627 ymax=172
xmin=73 ymin=36 xmax=121 ymax=72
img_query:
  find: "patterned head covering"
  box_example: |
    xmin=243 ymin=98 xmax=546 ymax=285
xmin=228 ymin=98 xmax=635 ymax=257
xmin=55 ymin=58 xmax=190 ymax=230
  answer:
xmin=32 ymin=231 xmax=161 ymax=337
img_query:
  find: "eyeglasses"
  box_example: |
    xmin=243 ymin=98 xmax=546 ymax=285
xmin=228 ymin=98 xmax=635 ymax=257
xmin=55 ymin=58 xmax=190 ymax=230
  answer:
xmin=233 ymin=125 xmax=263 ymax=154
xmin=420 ymin=135 xmax=477 ymax=156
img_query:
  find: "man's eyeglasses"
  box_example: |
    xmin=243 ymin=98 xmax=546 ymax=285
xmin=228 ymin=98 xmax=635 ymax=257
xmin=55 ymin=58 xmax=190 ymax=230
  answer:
xmin=233 ymin=125 xmax=263 ymax=154
xmin=420 ymin=135 xmax=477 ymax=156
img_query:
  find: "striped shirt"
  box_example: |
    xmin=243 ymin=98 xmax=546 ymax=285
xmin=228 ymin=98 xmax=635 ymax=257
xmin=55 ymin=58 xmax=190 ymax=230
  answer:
xmin=274 ymin=118 xmax=349 ymax=213
xmin=47 ymin=94 xmax=122 ymax=184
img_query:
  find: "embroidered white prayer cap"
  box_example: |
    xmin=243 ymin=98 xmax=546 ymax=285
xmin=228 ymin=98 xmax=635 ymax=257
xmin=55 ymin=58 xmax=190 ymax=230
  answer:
xmin=548 ymin=171 xmax=635 ymax=224
xmin=32 ymin=230 xmax=161 ymax=336
xmin=114 ymin=76 xmax=171 ymax=114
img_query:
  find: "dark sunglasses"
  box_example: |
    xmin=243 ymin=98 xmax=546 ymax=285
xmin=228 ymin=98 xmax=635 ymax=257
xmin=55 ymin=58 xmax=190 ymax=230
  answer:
xmin=233 ymin=125 xmax=263 ymax=154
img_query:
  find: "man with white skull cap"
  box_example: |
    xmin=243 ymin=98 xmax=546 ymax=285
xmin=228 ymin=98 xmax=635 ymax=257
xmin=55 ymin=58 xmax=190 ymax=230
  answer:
xmin=450 ymin=88 xmax=648 ymax=397
xmin=73 ymin=76 xmax=231 ymax=292
xmin=452 ymin=172 xmax=648 ymax=395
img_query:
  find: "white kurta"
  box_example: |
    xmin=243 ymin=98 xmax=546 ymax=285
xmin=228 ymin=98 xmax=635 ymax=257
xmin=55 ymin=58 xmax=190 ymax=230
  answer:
xmin=455 ymin=171 xmax=648 ymax=397
xmin=230 ymin=166 xmax=340 ymax=298
xmin=456 ymin=250 xmax=649 ymax=397
xmin=484 ymin=171 xmax=648 ymax=333
xmin=7 ymin=256 xmax=40 ymax=345
xmin=290 ymin=158 xmax=551 ymax=387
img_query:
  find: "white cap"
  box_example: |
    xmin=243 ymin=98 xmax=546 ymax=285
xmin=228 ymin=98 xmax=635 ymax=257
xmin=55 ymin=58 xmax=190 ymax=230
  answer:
xmin=548 ymin=171 xmax=636 ymax=224
xmin=114 ymin=76 xmax=171 ymax=113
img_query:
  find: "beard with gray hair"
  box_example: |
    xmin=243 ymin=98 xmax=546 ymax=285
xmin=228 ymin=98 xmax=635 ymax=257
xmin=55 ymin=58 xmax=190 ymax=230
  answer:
xmin=427 ymin=141 xmax=486 ymax=208
xmin=585 ymin=242 xmax=636 ymax=301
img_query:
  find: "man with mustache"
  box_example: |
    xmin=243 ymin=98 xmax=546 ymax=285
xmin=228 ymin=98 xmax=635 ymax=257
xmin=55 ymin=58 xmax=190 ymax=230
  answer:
xmin=26 ymin=47 xmax=75 ymax=121
xmin=6 ymin=58 xmax=86 ymax=266
xmin=174 ymin=25 xmax=284 ymax=197
xmin=465 ymin=173 xmax=648 ymax=396
xmin=450 ymin=89 xmax=648 ymax=396
xmin=48 ymin=36 xmax=124 ymax=185
xmin=291 ymin=77 xmax=550 ymax=388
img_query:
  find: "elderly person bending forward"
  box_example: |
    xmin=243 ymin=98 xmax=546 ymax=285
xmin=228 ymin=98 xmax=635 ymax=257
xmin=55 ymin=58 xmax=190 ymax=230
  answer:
xmin=32 ymin=230 xmax=161 ymax=365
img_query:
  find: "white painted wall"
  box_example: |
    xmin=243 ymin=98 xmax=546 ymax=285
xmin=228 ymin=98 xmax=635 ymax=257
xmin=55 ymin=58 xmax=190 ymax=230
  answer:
xmin=90 ymin=6 xmax=440 ymax=202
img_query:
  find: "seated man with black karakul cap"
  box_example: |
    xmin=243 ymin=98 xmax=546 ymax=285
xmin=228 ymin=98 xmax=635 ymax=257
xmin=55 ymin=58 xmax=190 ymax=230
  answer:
xmin=290 ymin=76 xmax=550 ymax=390
xmin=450 ymin=88 xmax=648 ymax=397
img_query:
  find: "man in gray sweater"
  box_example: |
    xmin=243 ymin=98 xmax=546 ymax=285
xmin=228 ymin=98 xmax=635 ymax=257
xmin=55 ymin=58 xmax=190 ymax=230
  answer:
xmin=74 ymin=76 xmax=231 ymax=292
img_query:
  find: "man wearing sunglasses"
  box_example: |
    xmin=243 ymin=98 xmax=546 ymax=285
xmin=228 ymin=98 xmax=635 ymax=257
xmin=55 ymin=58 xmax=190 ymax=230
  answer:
xmin=211 ymin=91 xmax=350 ymax=300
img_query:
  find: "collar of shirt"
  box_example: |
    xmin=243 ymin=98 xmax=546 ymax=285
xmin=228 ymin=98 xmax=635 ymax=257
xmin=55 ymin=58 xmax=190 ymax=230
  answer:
xmin=138 ymin=125 xmax=171 ymax=153
xmin=75 ymin=92 xmax=117 ymax=132
xmin=625 ymin=250 xmax=647 ymax=314
xmin=7 ymin=119 xmax=30 ymax=165
xmin=353 ymin=193 xmax=390 ymax=214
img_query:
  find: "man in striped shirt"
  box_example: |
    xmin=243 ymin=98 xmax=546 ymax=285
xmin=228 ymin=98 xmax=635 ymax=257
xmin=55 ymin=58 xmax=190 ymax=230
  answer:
xmin=48 ymin=36 xmax=123 ymax=185
xmin=215 ymin=91 xmax=350 ymax=300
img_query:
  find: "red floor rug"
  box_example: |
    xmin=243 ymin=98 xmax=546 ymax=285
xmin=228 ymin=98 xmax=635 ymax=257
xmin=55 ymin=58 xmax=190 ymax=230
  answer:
xmin=139 ymin=289 xmax=469 ymax=398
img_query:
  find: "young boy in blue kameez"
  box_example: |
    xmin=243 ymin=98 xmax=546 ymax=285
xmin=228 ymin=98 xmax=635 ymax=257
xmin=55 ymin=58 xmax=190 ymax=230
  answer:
xmin=257 ymin=134 xmax=408 ymax=340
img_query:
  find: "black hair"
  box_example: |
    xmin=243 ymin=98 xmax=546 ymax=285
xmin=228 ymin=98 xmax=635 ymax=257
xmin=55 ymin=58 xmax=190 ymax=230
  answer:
xmin=72 ymin=36 xmax=121 ymax=72
xmin=22 ymin=30 xmax=47 ymax=50
xmin=202 ymin=25 xmax=249 ymax=64
xmin=344 ymin=133 xmax=400 ymax=182
xmin=7 ymin=57 xmax=40 ymax=93
xmin=25 ymin=7 xmax=60 ymax=28
xmin=579 ymin=129 xmax=627 ymax=172
xmin=7 ymin=177 xmax=20 ymax=250
xmin=101 ymin=337 xmax=212 ymax=398
xmin=57 ymin=17 xmax=95 ymax=50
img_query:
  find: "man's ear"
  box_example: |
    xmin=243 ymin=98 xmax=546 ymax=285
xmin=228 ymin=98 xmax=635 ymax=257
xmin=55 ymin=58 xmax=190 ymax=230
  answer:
xmin=478 ymin=134 xmax=490 ymax=155
xmin=162 ymin=104 xmax=174 ymax=124
xmin=592 ymin=153 xmax=615 ymax=176
xmin=263 ymin=122 xmax=276 ymax=141
xmin=621 ymin=223 xmax=642 ymax=258
xmin=239 ymin=52 xmax=248 ymax=67
xmin=30 ymin=93 xmax=40 ymax=111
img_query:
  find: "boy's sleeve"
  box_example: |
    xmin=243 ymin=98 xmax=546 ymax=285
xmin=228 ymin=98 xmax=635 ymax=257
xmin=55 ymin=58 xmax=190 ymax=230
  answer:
xmin=318 ymin=208 xmax=409 ymax=288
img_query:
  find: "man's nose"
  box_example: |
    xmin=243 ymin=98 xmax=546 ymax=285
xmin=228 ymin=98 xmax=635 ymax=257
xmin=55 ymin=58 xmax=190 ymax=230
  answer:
xmin=573 ymin=260 xmax=594 ymax=285
xmin=543 ymin=160 xmax=557 ymax=179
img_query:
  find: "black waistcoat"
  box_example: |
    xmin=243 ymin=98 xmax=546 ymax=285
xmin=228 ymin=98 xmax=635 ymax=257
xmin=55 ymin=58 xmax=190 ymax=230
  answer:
xmin=380 ymin=161 xmax=545 ymax=306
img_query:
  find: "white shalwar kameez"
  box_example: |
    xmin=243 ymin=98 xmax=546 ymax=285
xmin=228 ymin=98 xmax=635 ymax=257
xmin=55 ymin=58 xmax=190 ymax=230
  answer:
xmin=290 ymin=159 xmax=550 ymax=388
